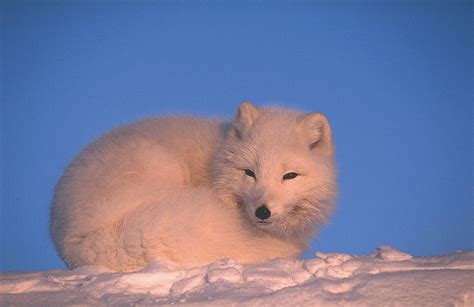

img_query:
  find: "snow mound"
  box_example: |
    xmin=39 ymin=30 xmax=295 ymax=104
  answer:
xmin=1 ymin=246 xmax=473 ymax=306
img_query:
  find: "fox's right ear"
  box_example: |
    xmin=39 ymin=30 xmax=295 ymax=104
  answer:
xmin=229 ymin=101 xmax=259 ymax=139
xmin=299 ymin=112 xmax=333 ymax=156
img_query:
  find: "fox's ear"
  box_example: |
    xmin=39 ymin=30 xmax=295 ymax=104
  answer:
xmin=299 ymin=112 xmax=333 ymax=155
xmin=230 ymin=101 xmax=259 ymax=138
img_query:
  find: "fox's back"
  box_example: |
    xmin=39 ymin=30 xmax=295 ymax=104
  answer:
xmin=109 ymin=116 xmax=227 ymax=185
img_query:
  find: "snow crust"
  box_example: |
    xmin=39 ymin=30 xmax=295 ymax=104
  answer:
xmin=1 ymin=246 xmax=473 ymax=306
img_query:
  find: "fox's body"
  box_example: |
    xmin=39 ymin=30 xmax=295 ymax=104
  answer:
xmin=51 ymin=103 xmax=337 ymax=271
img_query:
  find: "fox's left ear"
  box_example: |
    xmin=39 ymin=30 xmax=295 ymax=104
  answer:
xmin=298 ymin=112 xmax=333 ymax=156
xmin=230 ymin=101 xmax=259 ymax=139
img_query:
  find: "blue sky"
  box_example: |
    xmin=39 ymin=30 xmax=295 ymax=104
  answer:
xmin=1 ymin=1 xmax=472 ymax=272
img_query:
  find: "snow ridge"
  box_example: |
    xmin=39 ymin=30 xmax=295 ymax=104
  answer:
xmin=1 ymin=246 xmax=473 ymax=306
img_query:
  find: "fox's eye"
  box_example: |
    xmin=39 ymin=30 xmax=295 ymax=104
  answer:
xmin=283 ymin=172 xmax=298 ymax=180
xmin=244 ymin=169 xmax=256 ymax=178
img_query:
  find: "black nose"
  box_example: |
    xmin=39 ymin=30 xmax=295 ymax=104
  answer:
xmin=255 ymin=205 xmax=271 ymax=220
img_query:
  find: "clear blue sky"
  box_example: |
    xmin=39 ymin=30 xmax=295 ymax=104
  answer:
xmin=1 ymin=1 xmax=472 ymax=272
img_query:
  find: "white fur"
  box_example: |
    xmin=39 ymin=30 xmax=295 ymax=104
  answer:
xmin=51 ymin=102 xmax=337 ymax=271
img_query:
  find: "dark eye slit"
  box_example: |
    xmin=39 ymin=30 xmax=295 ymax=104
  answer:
xmin=244 ymin=169 xmax=256 ymax=178
xmin=283 ymin=172 xmax=298 ymax=180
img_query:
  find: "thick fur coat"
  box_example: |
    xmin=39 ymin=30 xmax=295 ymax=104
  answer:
xmin=51 ymin=102 xmax=337 ymax=271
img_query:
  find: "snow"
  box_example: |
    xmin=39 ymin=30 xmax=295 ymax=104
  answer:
xmin=1 ymin=246 xmax=473 ymax=306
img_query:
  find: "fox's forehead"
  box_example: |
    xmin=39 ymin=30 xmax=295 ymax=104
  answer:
xmin=247 ymin=122 xmax=307 ymax=153
xmin=230 ymin=107 xmax=316 ymax=169
xmin=251 ymin=109 xmax=302 ymax=134
xmin=236 ymin=137 xmax=312 ymax=170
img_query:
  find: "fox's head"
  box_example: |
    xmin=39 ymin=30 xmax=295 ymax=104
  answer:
xmin=213 ymin=102 xmax=337 ymax=242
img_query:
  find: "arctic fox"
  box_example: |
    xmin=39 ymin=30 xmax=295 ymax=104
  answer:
xmin=51 ymin=102 xmax=337 ymax=271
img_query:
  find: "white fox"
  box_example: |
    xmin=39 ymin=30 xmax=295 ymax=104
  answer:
xmin=51 ymin=102 xmax=337 ymax=271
